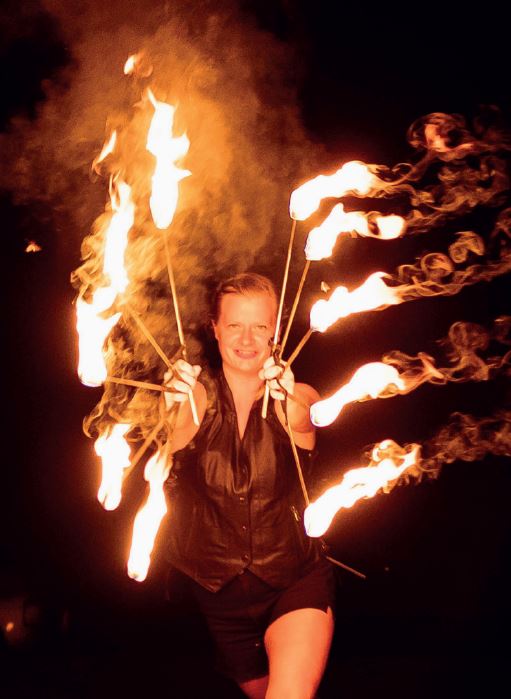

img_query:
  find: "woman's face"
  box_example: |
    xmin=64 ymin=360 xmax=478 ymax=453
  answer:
xmin=213 ymin=292 xmax=277 ymax=377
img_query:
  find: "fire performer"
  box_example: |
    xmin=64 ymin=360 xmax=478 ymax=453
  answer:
xmin=162 ymin=272 xmax=335 ymax=699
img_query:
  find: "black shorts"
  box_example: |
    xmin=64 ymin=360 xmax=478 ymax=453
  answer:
xmin=189 ymin=558 xmax=336 ymax=684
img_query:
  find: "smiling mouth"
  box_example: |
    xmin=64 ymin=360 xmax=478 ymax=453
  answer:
xmin=234 ymin=350 xmax=258 ymax=359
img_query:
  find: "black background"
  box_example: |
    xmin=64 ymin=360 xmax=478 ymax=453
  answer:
xmin=2 ymin=2 xmax=510 ymax=697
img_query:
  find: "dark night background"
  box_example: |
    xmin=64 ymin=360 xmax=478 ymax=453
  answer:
xmin=2 ymin=2 xmax=511 ymax=697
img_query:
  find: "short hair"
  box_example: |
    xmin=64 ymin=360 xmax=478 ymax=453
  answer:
xmin=211 ymin=272 xmax=278 ymax=323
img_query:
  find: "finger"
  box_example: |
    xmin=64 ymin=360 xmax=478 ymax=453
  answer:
xmin=171 ymin=378 xmax=194 ymax=394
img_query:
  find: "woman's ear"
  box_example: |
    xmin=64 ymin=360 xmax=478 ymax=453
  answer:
xmin=211 ymin=320 xmax=218 ymax=341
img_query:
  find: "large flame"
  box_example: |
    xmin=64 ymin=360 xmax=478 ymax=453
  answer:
xmin=146 ymin=89 xmax=191 ymax=229
xmin=127 ymin=451 xmax=171 ymax=582
xmin=311 ymin=362 xmax=406 ymax=427
xmin=305 ymin=205 xmax=406 ymax=261
xmin=92 ymin=130 xmax=117 ymax=173
xmin=310 ymin=272 xmax=401 ymax=333
xmin=304 ymin=441 xmax=420 ymax=537
xmin=289 ymin=161 xmax=375 ymax=221
xmin=95 ymin=423 xmax=132 ymax=511
xmin=75 ymin=180 xmax=134 ymax=386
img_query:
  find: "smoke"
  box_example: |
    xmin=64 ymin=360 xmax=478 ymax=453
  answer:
xmin=0 ymin=0 xmax=323 ymax=440
xmin=3 ymin=1 xmax=511 ymax=458
xmin=356 ymin=110 xmax=511 ymax=234
xmin=365 ymin=409 xmax=511 ymax=491
xmin=378 ymin=315 xmax=511 ymax=398
xmin=389 ymin=210 xmax=511 ymax=300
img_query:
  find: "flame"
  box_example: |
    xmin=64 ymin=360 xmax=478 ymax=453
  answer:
xmin=95 ymin=423 xmax=132 ymax=510
xmin=305 ymin=204 xmax=368 ymax=261
xmin=127 ymin=451 xmax=171 ymax=582
xmin=25 ymin=241 xmax=41 ymax=253
xmin=304 ymin=442 xmax=420 ymax=537
xmin=310 ymin=272 xmax=401 ymax=333
xmin=311 ymin=362 xmax=406 ymax=427
xmin=123 ymin=51 xmax=153 ymax=77
xmin=92 ymin=130 xmax=117 ymax=173
xmin=75 ymin=180 xmax=134 ymax=386
xmin=289 ymin=161 xmax=375 ymax=221
xmin=146 ymin=89 xmax=191 ymax=229
xmin=124 ymin=54 xmax=137 ymax=75
xmin=76 ymin=288 xmax=121 ymax=386
xmin=305 ymin=207 xmax=406 ymax=261
xmin=374 ymin=214 xmax=405 ymax=240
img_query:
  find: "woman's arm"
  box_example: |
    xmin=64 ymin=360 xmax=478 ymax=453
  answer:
xmin=260 ymin=358 xmax=319 ymax=450
xmin=164 ymin=360 xmax=208 ymax=452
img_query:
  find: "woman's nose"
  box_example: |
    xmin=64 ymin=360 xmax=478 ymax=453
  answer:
xmin=240 ymin=326 xmax=253 ymax=344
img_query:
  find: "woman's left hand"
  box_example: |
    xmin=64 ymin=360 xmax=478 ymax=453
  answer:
xmin=259 ymin=356 xmax=295 ymax=400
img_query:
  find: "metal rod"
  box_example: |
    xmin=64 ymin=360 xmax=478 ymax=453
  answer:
xmin=162 ymin=233 xmax=199 ymax=426
xmin=124 ymin=302 xmax=173 ymax=369
xmin=280 ymin=259 xmax=311 ymax=355
xmin=262 ymin=219 xmax=298 ymax=419
xmin=286 ymin=328 xmax=313 ymax=368
xmin=106 ymin=376 xmax=171 ymax=393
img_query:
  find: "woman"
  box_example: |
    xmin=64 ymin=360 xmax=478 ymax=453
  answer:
xmin=164 ymin=272 xmax=335 ymax=699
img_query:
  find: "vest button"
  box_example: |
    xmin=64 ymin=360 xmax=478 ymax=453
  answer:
xmin=242 ymin=554 xmax=250 ymax=561
xmin=239 ymin=496 xmax=246 ymax=503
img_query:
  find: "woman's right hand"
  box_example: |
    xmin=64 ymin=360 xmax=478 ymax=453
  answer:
xmin=163 ymin=359 xmax=202 ymax=410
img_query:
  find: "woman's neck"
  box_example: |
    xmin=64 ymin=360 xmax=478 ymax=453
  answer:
xmin=222 ymin=364 xmax=263 ymax=401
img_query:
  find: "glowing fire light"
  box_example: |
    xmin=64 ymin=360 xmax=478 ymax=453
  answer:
xmin=75 ymin=180 xmax=134 ymax=386
xmin=310 ymin=272 xmax=401 ymax=333
xmin=304 ymin=441 xmax=420 ymax=537
xmin=289 ymin=161 xmax=375 ymax=221
xmin=311 ymin=362 xmax=406 ymax=427
xmin=92 ymin=130 xmax=117 ymax=173
xmin=127 ymin=451 xmax=171 ymax=582
xmin=124 ymin=54 xmax=137 ymax=75
xmin=95 ymin=423 xmax=132 ymax=510
xmin=305 ymin=205 xmax=406 ymax=261
xmin=25 ymin=241 xmax=41 ymax=253
xmin=146 ymin=89 xmax=191 ymax=229
xmin=76 ymin=288 xmax=121 ymax=386
xmin=374 ymin=214 xmax=405 ymax=240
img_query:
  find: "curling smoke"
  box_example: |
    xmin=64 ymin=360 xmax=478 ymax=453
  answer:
xmin=310 ymin=217 xmax=511 ymax=336
xmin=310 ymin=316 xmax=511 ymax=427
xmin=306 ymin=406 xmax=511 ymax=537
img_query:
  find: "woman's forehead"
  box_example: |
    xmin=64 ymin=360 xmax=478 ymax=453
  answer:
xmin=219 ymin=292 xmax=277 ymax=320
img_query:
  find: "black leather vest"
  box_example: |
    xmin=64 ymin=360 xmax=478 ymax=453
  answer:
xmin=164 ymin=372 xmax=321 ymax=592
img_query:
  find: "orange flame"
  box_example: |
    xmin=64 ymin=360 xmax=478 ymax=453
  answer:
xmin=127 ymin=451 xmax=171 ymax=582
xmin=304 ymin=441 xmax=420 ymax=537
xmin=310 ymin=272 xmax=401 ymax=333
xmin=305 ymin=205 xmax=405 ymax=261
xmin=146 ymin=89 xmax=191 ymax=229
xmin=92 ymin=130 xmax=117 ymax=173
xmin=289 ymin=161 xmax=375 ymax=221
xmin=95 ymin=423 xmax=132 ymax=510
xmin=310 ymin=362 xmax=406 ymax=427
xmin=124 ymin=54 xmax=137 ymax=75
xmin=25 ymin=241 xmax=42 ymax=253
xmin=374 ymin=214 xmax=405 ymax=240
xmin=76 ymin=180 xmax=134 ymax=386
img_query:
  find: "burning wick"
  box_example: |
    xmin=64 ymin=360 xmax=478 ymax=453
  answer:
xmin=310 ymin=362 xmax=406 ymax=427
xmin=290 ymin=161 xmax=375 ymax=221
xmin=95 ymin=423 xmax=132 ymax=511
xmin=310 ymin=272 xmax=400 ymax=333
xmin=305 ymin=205 xmax=405 ymax=261
xmin=25 ymin=241 xmax=42 ymax=253
xmin=304 ymin=441 xmax=420 ymax=537
xmin=127 ymin=450 xmax=171 ymax=582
